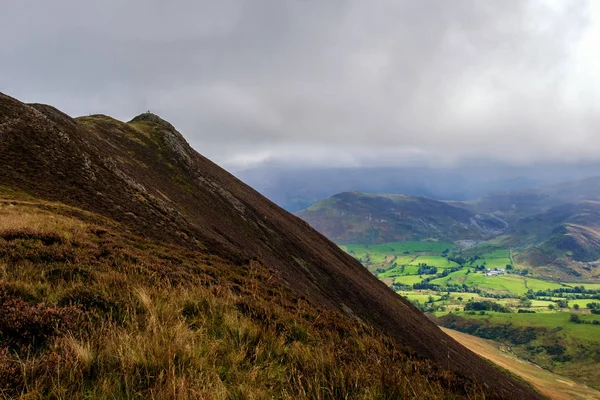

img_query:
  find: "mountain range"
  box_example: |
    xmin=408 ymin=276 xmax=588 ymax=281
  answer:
xmin=299 ymin=181 xmax=600 ymax=281
xmin=237 ymin=164 xmax=600 ymax=212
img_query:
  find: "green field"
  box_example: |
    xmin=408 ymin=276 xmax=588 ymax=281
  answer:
xmin=342 ymin=241 xmax=600 ymax=313
xmin=432 ymin=273 xmax=565 ymax=295
xmin=341 ymin=239 xmax=600 ymax=390
xmin=342 ymin=241 xmax=456 ymax=274
xmin=379 ymin=264 xmax=419 ymax=278
xmin=441 ymin=311 xmax=600 ymax=342
xmin=478 ymin=257 xmax=512 ymax=269
xmin=393 ymin=275 xmax=425 ymax=285
xmin=409 ymin=255 xmax=460 ymax=268
xmin=529 ymin=299 xmax=555 ymax=308
xmin=569 ymin=299 xmax=600 ymax=308
xmin=577 ymin=283 xmax=600 ymax=290
xmin=344 ymin=241 xmax=455 ymax=255
xmin=397 ymin=292 xmax=441 ymax=303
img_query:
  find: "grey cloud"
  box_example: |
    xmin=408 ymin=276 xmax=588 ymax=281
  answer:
xmin=1 ymin=0 xmax=597 ymax=169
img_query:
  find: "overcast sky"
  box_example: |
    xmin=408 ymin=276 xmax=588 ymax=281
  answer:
xmin=2 ymin=1 xmax=600 ymax=170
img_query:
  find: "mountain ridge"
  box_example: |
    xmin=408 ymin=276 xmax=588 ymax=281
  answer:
xmin=0 ymin=92 xmax=543 ymax=398
xmin=298 ymin=188 xmax=600 ymax=280
xmin=299 ymin=191 xmax=505 ymax=244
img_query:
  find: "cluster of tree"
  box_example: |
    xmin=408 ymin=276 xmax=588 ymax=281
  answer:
xmin=527 ymin=288 xmax=600 ymax=302
xmin=519 ymin=297 xmax=532 ymax=307
xmin=438 ymin=267 xmax=462 ymax=277
xmin=570 ymin=313 xmax=600 ymax=324
xmin=391 ymin=282 xmax=412 ymax=292
xmin=411 ymin=300 xmax=445 ymax=313
xmin=587 ymin=302 xmax=600 ymax=314
xmin=464 ymin=300 xmax=511 ymax=313
xmin=446 ymin=255 xmax=467 ymax=265
xmin=555 ymin=299 xmax=569 ymax=308
xmin=439 ymin=315 xmax=538 ymax=345
xmin=527 ymin=343 xmax=571 ymax=363
xmin=417 ymin=264 xmax=438 ymax=275
xmin=412 ymin=282 xmax=437 ymax=290
xmin=539 ymin=286 xmax=600 ymax=296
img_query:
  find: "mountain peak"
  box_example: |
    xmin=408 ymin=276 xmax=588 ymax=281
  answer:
xmin=130 ymin=112 xmax=175 ymax=131
xmin=129 ymin=112 xmax=192 ymax=165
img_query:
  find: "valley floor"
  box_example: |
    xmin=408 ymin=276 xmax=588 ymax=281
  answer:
xmin=340 ymin=240 xmax=600 ymax=390
xmin=442 ymin=328 xmax=600 ymax=400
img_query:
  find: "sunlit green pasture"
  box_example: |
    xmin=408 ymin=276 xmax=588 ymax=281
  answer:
xmin=393 ymin=275 xmax=425 ymax=285
xmin=344 ymin=241 xmax=455 ymax=255
xmin=397 ymin=292 xmax=441 ymax=303
xmin=443 ymin=311 xmax=600 ymax=342
xmin=409 ymin=255 xmax=460 ymax=268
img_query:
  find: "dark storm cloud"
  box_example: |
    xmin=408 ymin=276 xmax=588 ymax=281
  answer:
xmin=1 ymin=1 xmax=598 ymax=169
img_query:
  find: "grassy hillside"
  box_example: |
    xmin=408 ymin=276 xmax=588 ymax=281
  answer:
xmin=0 ymin=196 xmax=478 ymax=398
xmin=298 ymin=191 xmax=505 ymax=244
xmin=441 ymin=328 xmax=600 ymax=400
xmin=0 ymin=92 xmax=544 ymax=399
xmin=437 ymin=312 xmax=600 ymax=388
xmin=507 ymin=202 xmax=600 ymax=279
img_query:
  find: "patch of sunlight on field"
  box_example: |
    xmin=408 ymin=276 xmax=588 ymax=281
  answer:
xmin=393 ymin=275 xmax=424 ymax=285
xmin=397 ymin=292 xmax=440 ymax=303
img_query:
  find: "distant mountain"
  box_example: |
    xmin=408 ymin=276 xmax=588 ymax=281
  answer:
xmin=467 ymin=176 xmax=600 ymax=223
xmin=508 ymin=201 xmax=600 ymax=279
xmin=0 ymin=93 xmax=542 ymax=399
xmin=236 ymin=164 xmax=600 ymax=212
xmin=298 ymin=186 xmax=600 ymax=280
xmin=297 ymin=191 xmax=505 ymax=244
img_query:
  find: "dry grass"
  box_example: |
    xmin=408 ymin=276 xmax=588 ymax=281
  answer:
xmin=0 ymin=200 xmax=488 ymax=399
xmin=0 ymin=205 xmax=86 ymax=241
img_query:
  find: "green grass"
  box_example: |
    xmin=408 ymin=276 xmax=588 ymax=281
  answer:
xmin=569 ymin=299 xmax=600 ymax=308
xmin=393 ymin=275 xmax=425 ymax=286
xmin=478 ymin=257 xmax=512 ymax=269
xmin=449 ymin=311 xmax=600 ymax=343
xmin=378 ymin=264 xmax=419 ymax=278
xmin=345 ymin=241 xmax=455 ymax=255
xmin=441 ymin=274 xmax=565 ymax=295
xmin=429 ymin=269 xmax=470 ymax=285
xmin=410 ymin=255 xmax=460 ymax=268
xmin=484 ymin=249 xmax=510 ymax=258
xmin=525 ymin=278 xmax=567 ymax=292
xmin=448 ymin=292 xmax=479 ymax=302
xmin=530 ymin=300 xmax=556 ymax=308
xmin=576 ymin=283 xmax=600 ymax=290
xmin=397 ymin=292 xmax=441 ymax=303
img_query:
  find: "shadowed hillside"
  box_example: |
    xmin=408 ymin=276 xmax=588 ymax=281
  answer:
xmin=298 ymin=191 xmax=505 ymax=244
xmin=0 ymin=93 xmax=543 ymax=399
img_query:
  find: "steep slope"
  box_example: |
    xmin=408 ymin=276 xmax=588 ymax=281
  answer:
xmin=298 ymin=191 xmax=505 ymax=244
xmin=0 ymin=93 xmax=543 ymax=399
xmin=509 ymin=201 xmax=600 ymax=279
